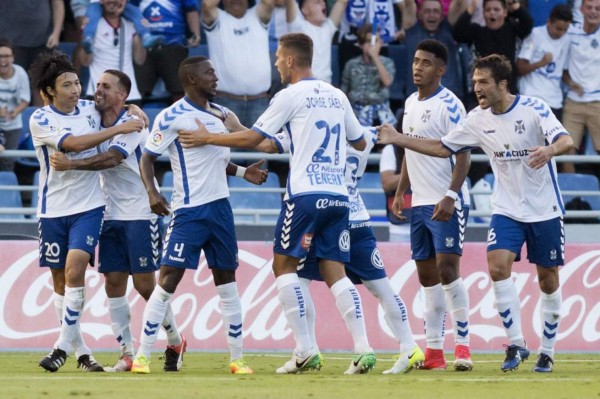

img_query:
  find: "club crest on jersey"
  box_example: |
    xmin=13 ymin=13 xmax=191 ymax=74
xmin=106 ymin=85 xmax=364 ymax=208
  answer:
xmin=86 ymin=235 xmax=94 ymax=246
xmin=592 ymin=39 xmax=599 ymax=49
xmin=339 ymin=230 xmax=350 ymax=252
xmin=139 ymin=256 xmax=148 ymax=268
xmin=86 ymin=115 xmax=97 ymax=130
xmin=301 ymin=234 xmax=313 ymax=250
xmin=151 ymin=131 xmax=163 ymax=145
xmin=445 ymin=237 xmax=454 ymax=248
xmin=371 ymin=248 xmax=384 ymax=269
xmin=514 ymin=120 xmax=525 ymax=135
xmin=421 ymin=110 xmax=431 ymax=123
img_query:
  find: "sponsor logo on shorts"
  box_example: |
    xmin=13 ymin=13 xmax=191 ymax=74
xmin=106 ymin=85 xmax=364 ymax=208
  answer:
xmin=301 ymin=234 xmax=313 ymax=250
xmin=445 ymin=237 xmax=454 ymax=248
xmin=371 ymin=248 xmax=384 ymax=269
xmin=339 ymin=230 xmax=350 ymax=252
xmin=139 ymin=256 xmax=148 ymax=268
xmin=550 ymin=249 xmax=557 ymax=261
xmin=316 ymin=198 xmax=349 ymax=209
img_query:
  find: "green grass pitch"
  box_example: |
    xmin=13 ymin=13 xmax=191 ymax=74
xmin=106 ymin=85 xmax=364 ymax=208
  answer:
xmin=3 ymin=352 xmax=599 ymax=399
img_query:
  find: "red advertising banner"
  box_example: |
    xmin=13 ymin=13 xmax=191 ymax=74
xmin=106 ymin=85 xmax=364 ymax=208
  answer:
xmin=1 ymin=241 xmax=599 ymax=352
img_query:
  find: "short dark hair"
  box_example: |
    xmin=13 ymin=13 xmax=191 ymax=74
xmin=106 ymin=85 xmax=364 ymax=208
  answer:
xmin=474 ymin=54 xmax=512 ymax=86
xmin=483 ymin=0 xmax=506 ymax=8
xmin=549 ymin=4 xmax=573 ymax=23
xmin=0 ymin=38 xmax=13 ymax=51
xmin=279 ymin=33 xmax=313 ymax=68
xmin=29 ymin=51 xmax=77 ymax=100
xmin=178 ymin=55 xmax=210 ymax=84
xmin=356 ymin=23 xmax=373 ymax=45
xmin=416 ymin=39 xmax=448 ymax=65
xmin=103 ymin=69 xmax=131 ymax=96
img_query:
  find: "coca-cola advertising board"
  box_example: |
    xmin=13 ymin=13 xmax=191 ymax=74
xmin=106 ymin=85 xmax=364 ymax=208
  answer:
xmin=1 ymin=241 xmax=599 ymax=351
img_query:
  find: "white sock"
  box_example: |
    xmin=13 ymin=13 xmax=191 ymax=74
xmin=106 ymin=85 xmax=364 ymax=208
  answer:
xmin=539 ymin=289 xmax=561 ymax=359
xmin=137 ymin=285 xmax=171 ymax=359
xmin=443 ymin=278 xmax=470 ymax=346
xmin=493 ymin=277 xmax=525 ymax=347
xmin=423 ymin=284 xmax=446 ymax=350
xmin=162 ymin=305 xmax=182 ymax=347
xmin=299 ymin=278 xmax=319 ymax=353
xmin=331 ymin=277 xmax=370 ymax=354
xmin=54 ymin=292 xmax=90 ymax=358
xmin=275 ymin=273 xmax=312 ymax=357
xmin=108 ymin=296 xmax=134 ymax=355
xmin=363 ymin=278 xmax=416 ymax=353
xmin=217 ymin=282 xmax=244 ymax=362
xmin=55 ymin=286 xmax=85 ymax=353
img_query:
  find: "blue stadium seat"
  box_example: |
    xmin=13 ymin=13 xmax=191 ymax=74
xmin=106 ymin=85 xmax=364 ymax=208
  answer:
xmin=228 ymin=173 xmax=281 ymax=223
xmin=143 ymin=107 xmax=162 ymax=131
xmin=188 ymin=44 xmax=209 ymax=58
xmin=0 ymin=171 xmax=25 ymax=219
xmin=483 ymin=173 xmax=495 ymax=189
xmin=558 ymin=173 xmax=600 ymax=210
xmin=357 ymin=172 xmax=386 ymax=221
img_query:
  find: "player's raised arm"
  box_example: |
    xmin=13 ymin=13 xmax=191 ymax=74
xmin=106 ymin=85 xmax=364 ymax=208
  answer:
xmin=178 ymin=118 xmax=265 ymax=149
xmin=139 ymin=151 xmax=170 ymax=216
xmin=377 ymin=123 xmax=451 ymax=158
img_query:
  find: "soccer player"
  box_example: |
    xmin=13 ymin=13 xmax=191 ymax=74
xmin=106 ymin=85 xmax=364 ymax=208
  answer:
xmin=393 ymin=39 xmax=473 ymax=371
xmin=49 ymin=70 xmax=185 ymax=372
xmin=177 ymin=33 xmax=374 ymax=374
xmin=265 ymin=127 xmax=425 ymax=374
xmin=29 ymin=52 xmax=144 ymax=372
xmin=130 ymin=56 xmax=267 ymax=375
xmin=378 ymin=54 xmax=574 ymax=373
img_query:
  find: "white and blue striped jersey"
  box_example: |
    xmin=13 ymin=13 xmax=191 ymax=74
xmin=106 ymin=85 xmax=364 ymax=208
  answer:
xmin=273 ymin=127 xmax=378 ymax=223
xmin=518 ymin=25 xmax=570 ymax=109
xmin=253 ymin=78 xmax=364 ymax=200
xmin=403 ymin=86 xmax=470 ymax=208
xmin=565 ymin=24 xmax=600 ymax=102
xmin=30 ymin=100 xmax=105 ymax=217
xmin=98 ymin=110 xmax=155 ymax=221
xmin=441 ymin=95 xmax=568 ymax=223
xmin=144 ymin=97 xmax=230 ymax=211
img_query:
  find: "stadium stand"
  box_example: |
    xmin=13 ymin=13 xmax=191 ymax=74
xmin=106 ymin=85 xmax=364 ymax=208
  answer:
xmin=0 ymin=171 xmax=26 ymax=220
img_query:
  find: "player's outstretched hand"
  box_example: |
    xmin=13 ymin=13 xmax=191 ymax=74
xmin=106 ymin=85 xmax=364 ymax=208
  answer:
xmin=178 ymin=118 xmax=211 ymax=148
xmin=125 ymin=104 xmax=150 ymax=127
xmin=148 ymin=191 xmax=171 ymax=217
xmin=50 ymin=152 xmax=72 ymax=171
xmin=432 ymin=196 xmax=455 ymax=222
xmin=528 ymin=145 xmax=555 ymax=170
xmin=244 ymin=159 xmax=269 ymax=185
xmin=224 ymin=111 xmax=246 ymax=132
xmin=118 ymin=118 xmax=145 ymax=134
xmin=377 ymin=123 xmax=400 ymax=145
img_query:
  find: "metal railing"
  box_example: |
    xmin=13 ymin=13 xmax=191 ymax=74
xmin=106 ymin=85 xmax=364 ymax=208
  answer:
xmin=1 ymin=151 xmax=600 ymax=224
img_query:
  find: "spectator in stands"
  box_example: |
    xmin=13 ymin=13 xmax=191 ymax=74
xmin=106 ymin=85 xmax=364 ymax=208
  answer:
xmin=132 ymin=0 xmax=200 ymax=104
xmin=338 ymin=0 xmax=405 ymax=74
xmin=203 ymin=0 xmax=275 ymax=128
xmin=516 ymin=4 xmax=572 ymax=121
xmin=452 ymin=0 xmax=533 ymax=94
xmin=341 ymin=23 xmax=396 ymax=126
xmin=285 ymin=0 xmax=347 ymax=83
xmin=0 ymin=0 xmax=65 ymax=106
xmin=561 ymin=0 xmax=600 ymax=173
xmin=0 ymin=39 xmax=31 ymax=172
xmin=403 ymin=0 xmax=468 ymax=101
xmin=270 ymin=0 xmax=290 ymax=52
xmin=79 ymin=0 xmax=146 ymax=104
